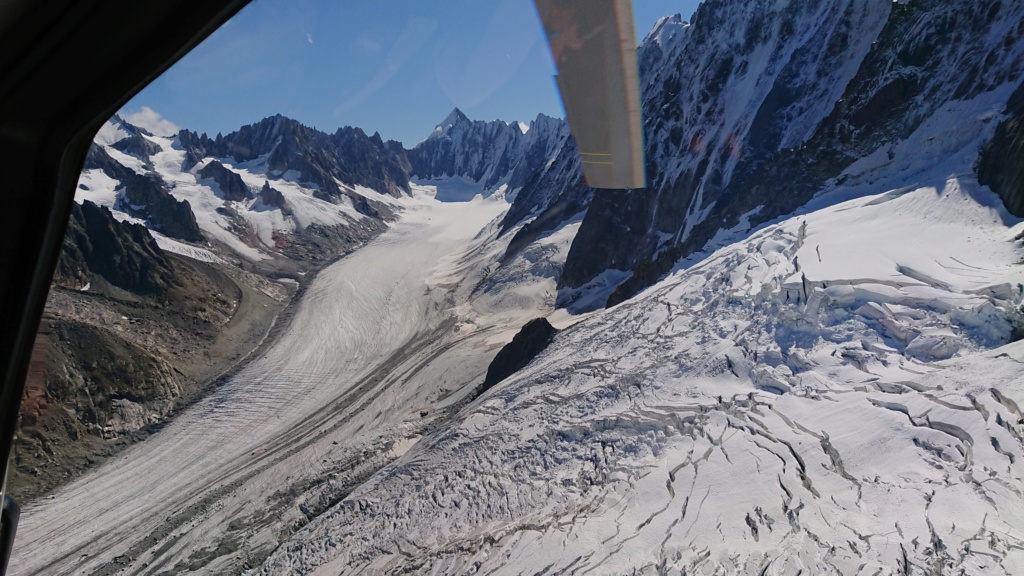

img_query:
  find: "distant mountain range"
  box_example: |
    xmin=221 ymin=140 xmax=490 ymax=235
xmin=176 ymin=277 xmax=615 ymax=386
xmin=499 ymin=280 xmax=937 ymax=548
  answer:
xmin=80 ymin=0 xmax=1024 ymax=316
xmin=79 ymin=105 xmax=574 ymax=276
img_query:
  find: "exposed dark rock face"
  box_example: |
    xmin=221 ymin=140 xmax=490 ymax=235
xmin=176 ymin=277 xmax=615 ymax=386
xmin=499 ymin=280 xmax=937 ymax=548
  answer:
xmin=978 ymin=81 xmax=1024 ymax=216
xmin=332 ymin=127 xmax=412 ymax=200
xmin=111 ymin=134 xmax=161 ymax=162
xmin=120 ymin=173 xmax=204 ymax=242
xmin=44 ymin=320 xmax=181 ymax=427
xmin=12 ymin=317 xmax=185 ymax=500
xmin=549 ymin=0 xmax=1024 ymax=307
xmin=258 ymin=180 xmax=290 ymax=214
xmin=56 ymin=201 xmax=177 ymax=295
xmin=53 ymin=230 xmax=91 ymax=291
xmin=83 ymin=143 xmax=135 ymax=182
xmin=198 ymin=160 xmax=251 ymax=201
xmin=176 ymin=129 xmax=209 ymax=172
xmin=177 ymin=115 xmax=412 ymax=202
xmin=408 ymin=108 xmax=527 ymax=189
xmin=479 ymin=318 xmax=557 ymax=394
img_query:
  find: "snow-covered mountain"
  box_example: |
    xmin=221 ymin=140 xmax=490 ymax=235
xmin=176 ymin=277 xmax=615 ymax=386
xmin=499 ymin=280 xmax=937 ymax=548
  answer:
xmin=543 ymin=0 xmax=1024 ymax=309
xmin=79 ymin=108 xmax=583 ymax=274
xmin=403 ymin=109 xmax=596 ymax=308
xmin=407 ymin=108 xmax=573 ymax=205
xmin=17 ymin=0 xmax=1024 ymax=573
xmin=77 ymin=0 xmax=1024 ymax=308
xmin=178 ymin=114 xmax=412 ymax=201
xmin=496 ymin=114 xmax=583 ymax=255
xmin=78 ymin=114 xmax=410 ymax=269
xmin=408 ymin=108 xmax=528 ymax=189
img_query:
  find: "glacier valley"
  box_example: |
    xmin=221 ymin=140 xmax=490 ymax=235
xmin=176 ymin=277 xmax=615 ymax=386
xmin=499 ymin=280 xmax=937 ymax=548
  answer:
xmin=10 ymin=0 xmax=1024 ymax=574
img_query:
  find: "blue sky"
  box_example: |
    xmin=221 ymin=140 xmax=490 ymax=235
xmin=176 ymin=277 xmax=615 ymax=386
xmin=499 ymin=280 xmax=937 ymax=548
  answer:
xmin=122 ymin=0 xmax=701 ymax=147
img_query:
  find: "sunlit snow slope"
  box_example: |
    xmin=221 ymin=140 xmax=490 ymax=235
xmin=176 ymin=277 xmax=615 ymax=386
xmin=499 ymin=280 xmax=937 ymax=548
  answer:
xmin=255 ymin=93 xmax=1024 ymax=576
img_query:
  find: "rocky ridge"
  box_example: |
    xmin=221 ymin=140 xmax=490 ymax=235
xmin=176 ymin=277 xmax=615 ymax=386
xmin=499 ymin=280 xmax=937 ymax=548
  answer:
xmin=55 ymin=200 xmax=176 ymax=295
xmin=979 ymin=80 xmax=1024 ymax=217
xmin=408 ymin=108 xmax=528 ymax=189
xmin=178 ymin=115 xmax=411 ymax=204
xmin=554 ymin=0 xmax=1024 ymax=307
xmin=14 ymin=199 xmax=292 ymax=500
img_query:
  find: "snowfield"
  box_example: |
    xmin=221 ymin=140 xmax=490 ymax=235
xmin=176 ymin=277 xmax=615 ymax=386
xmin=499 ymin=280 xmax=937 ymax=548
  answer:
xmin=256 ymin=175 xmax=1024 ymax=575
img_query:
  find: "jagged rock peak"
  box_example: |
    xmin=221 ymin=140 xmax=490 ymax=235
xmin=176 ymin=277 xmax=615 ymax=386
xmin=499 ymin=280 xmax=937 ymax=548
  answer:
xmin=110 ymin=114 xmax=153 ymax=137
xmin=198 ymin=160 xmax=251 ymax=202
xmin=523 ymin=113 xmax=565 ymax=141
xmin=175 ymin=114 xmax=412 ymax=198
xmin=429 ymin=107 xmax=471 ymax=139
xmin=93 ymin=114 xmax=152 ymax=147
xmin=57 ymin=200 xmax=177 ymax=295
xmin=408 ymin=109 xmax=530 ymax=188
xmin=259 ymin=180 xmax=290 ymax=213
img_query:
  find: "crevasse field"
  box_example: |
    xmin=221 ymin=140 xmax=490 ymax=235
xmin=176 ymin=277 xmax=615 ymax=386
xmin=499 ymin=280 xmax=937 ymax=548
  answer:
xmin=254 ymin=87 xmax=1024 ymax=575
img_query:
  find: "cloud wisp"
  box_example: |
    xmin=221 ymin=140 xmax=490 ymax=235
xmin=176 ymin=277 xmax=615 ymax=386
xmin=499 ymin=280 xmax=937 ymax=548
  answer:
xmin=122 ymin=106 xmax=180 ymax=136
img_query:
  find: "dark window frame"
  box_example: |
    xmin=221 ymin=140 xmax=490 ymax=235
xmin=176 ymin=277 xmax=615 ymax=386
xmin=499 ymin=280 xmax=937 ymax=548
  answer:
xmin=0 ymin=0 xmax=252 ymax=518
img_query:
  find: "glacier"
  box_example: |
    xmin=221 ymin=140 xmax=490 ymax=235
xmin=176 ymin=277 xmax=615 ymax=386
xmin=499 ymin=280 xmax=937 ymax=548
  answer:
xmin=10 ymin=0 xmax=1024 ymax=574
xmin=253 ymin=129 xmax=1024 ymax=576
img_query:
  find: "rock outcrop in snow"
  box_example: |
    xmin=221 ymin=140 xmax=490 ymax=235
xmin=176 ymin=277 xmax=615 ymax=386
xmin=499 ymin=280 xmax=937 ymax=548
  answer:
xmin=979 ymin=81 xmax=1024 ymax=217
xmin=479 ymin=317 xmax=557 ymax=395
xmin=198 ymin=160 xmax=251 ymax=202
